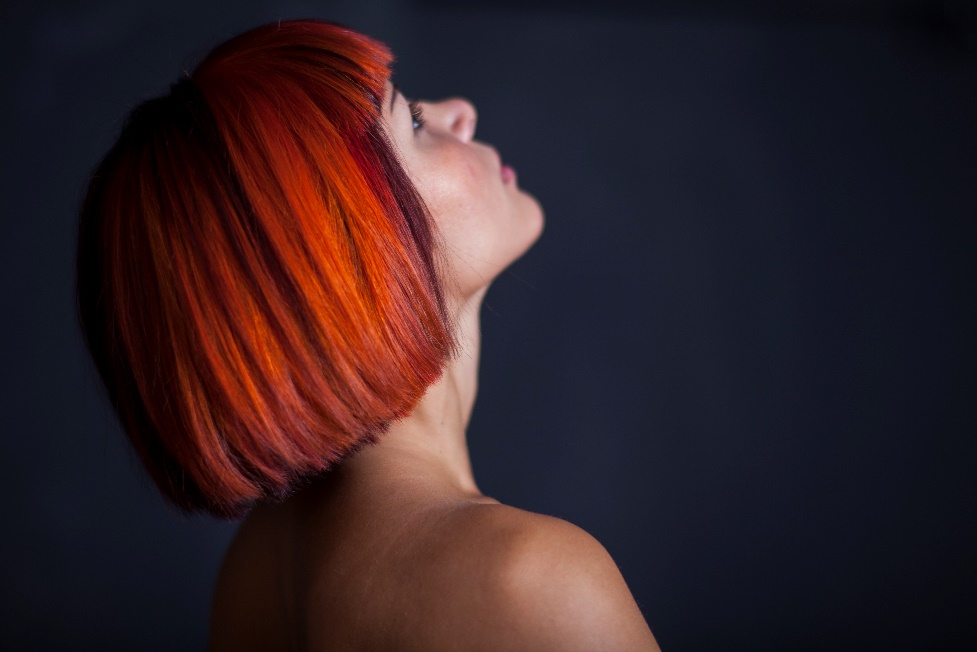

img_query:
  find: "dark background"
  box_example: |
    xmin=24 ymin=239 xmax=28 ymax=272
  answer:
xmin=2 ymin=1 xmax=975 ymax=650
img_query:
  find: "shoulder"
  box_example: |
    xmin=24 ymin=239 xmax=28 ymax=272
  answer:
xmin=419 ymin=503 xmax=661 ymax=651
xmin=209 ymin=504 xmax=290 ymax=651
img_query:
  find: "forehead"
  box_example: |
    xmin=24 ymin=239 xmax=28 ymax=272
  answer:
xmin=378 ymin=80 xmax=408 ymax=154
xmin=383 ymin=80 xmax=396 ymax=115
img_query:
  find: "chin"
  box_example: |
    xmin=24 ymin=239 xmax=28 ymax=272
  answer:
xmin=514 ymin=190 xmax=545 ymax=260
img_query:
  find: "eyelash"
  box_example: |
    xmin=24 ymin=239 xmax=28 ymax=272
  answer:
xmin=408 ymin=100 xmax=425 ymax=131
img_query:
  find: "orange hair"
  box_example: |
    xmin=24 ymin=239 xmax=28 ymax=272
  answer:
xmin=76 ymin=20 xmax=453 ymax=517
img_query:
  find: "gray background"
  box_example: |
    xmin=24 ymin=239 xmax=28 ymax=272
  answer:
xmin=2 ymin=0 xmax=975 ymax=650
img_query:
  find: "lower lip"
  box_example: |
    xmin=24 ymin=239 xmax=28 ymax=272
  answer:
xmin=501 ymin=164 xmax=516 ymax=184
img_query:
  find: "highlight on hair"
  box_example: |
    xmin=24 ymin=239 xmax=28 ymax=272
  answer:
xmin=76 ymin=20 xmax=453 ymax=518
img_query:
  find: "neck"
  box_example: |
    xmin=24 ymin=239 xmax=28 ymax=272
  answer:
xmin=341 ymin=290 xmax=488 ymax=498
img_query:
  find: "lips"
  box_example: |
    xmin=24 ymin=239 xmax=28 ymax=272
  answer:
xmin=500 ymin=163 xmax=516 ymax=184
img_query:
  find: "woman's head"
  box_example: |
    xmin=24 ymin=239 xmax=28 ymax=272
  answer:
xmin=76 ymin=20 xmax=486 ymax=517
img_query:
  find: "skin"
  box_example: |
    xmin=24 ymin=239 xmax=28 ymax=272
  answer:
xmin=209 ymin=81 xmax=660 ymax=651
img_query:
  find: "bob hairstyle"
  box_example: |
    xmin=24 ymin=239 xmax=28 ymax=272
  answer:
xmin=76 ymin=20 xmax=454 ymax=518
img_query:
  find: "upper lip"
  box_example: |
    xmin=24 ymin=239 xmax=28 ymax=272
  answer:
xmin=483 ymin=142 xmax=504 ymax=172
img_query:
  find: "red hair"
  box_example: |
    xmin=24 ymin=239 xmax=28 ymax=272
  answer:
xmin=76 ymin=20 xmax=453 ymax=517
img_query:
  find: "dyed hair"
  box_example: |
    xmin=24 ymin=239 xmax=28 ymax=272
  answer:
xmin=76 ymin=20 xmax=453 ymax=518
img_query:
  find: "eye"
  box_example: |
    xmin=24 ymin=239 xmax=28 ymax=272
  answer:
xmin=408 ymin=100 xmax=425 ymax=132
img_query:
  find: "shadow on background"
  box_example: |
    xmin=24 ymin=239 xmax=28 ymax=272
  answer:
xmin=1 ymin=1 xmax=974 ymax=650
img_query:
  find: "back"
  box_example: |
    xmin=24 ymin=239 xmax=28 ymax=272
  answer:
xmin=209 ymin=484 xmax=659 ymax=651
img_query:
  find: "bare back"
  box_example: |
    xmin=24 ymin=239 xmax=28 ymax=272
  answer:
xmin=210 ymin=472 xmax=659 ymax=651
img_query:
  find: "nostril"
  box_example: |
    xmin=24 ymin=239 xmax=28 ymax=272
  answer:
xmin=455 ymin=99 xmax=477 ymax=142
xmin=458 ymin=116 xmax=475 ymax=142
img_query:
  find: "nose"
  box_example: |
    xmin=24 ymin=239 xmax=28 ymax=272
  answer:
xmin=428 ymin=97 xmax=477 ymax=142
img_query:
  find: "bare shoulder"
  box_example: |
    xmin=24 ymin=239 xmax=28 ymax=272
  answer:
xmin=423 ymin=502 xmax=661 ymax=652
xmin=209 ymin=505 xmax=289 ymax=651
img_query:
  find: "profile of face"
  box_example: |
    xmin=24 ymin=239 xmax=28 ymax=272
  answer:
xmin=382 ymin=82 xmax=544 ymax=308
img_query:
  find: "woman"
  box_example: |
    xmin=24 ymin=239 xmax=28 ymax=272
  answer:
xmin=76 ymin=20 xmax=659 ymax=651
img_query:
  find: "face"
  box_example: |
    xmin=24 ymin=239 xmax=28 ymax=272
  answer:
xmin=381 ymin=81 xmax=544 ymax=307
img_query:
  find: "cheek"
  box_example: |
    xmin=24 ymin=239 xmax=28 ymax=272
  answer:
xmin=428 ymin=162 xmax=505 ymax=285
xmin=436 ymin=151 xmax=487 ymax=209
xmin=426 ymin=153 xmax=499 ymax=235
